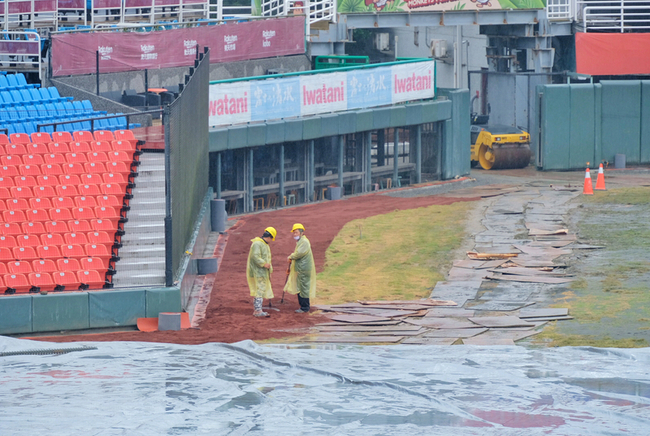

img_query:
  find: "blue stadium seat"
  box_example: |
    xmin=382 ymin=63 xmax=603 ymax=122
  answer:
xmin=35 ymin=104 xmax=51 ymax=120
xmin=15 ymin=74 xmax=38 ymax=89
xmin=10 ymin=90 xmax=23 ymax=104
xmin=47 ymin=87 xmax=72 ymax=102
xmin=5 ymin=75 xmax=19 ymax=89
xmin=19 ymin=89 xmax=33 ymax=103
xmin=28 ymin=88 xmax=42 ymax=101
xmin=0 ymin=76 xmax=9 ymax=89
xmin=62 ymin=101 xmax=76 ymax=115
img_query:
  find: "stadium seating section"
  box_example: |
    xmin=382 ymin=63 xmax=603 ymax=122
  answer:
xmin=0 ymin=128 xmax=142 ymax=294
xmin=0 ymin=73 xmax=140 ymax=136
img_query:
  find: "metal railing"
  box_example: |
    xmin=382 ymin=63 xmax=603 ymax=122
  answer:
xmin=0 ymin=31 xmax=42 ymax=79
xmin=36 ymin=109 xmax=161 ymax=132
xmin=259 ymin=0 xmax=336 ymax=35
xmin=578 ymin=0 xmax=650 ymax=32
xmin=546 ymin=0 xmax=572 ymax=20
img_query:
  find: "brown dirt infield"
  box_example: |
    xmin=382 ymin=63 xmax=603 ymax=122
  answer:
xmin=35 ymin=189 xmax=476 ymax=345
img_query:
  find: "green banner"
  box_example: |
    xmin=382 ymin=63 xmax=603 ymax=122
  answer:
xmin=338 ymin=0 xmax=545 ymax=13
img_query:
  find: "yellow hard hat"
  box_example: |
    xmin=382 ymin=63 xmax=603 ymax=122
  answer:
xmin=291 ymin=223 xmax=305 ymax=232
xmin=264 ymin=227 xmax=277 ymax=241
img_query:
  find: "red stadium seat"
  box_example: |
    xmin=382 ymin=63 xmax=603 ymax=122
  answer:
xmin=25 ymin=209 xmax=50 ymax=222
xmin=78 ymin=270 xmax=105 ymax=289
xmin=6 ymin=143 xmax=27 ymax=155
xmin=96 ymin=195 xmax=122 ymax=209
xmin=36 ymin=175 xmax=58 ymax=187
xmin=31 ymin=132 xmax=52 ymax=144
xmin=10 ymin=186 xmax=32 ymax=198
xmin=53 ymin=196 xmax=75 ymax=209
xmin=64 ymin=232 xmax=88 ymax=245
xmin=113 ymin=130 xmax=138 ymax=146
xmin=23 ymin=154 xmax=45 ymax=165
xmin=0 ymin=247 xmax=14 ymax=262
xmin=49 ymin=208 xmax=73 ymax=221
xmin=22 ymin=221 xmax=46 ymax=235
xmin=15 ymin=176 xmax=38 ymax=187
xmin=0 ymin=134 xmax=8 ymax=145
xmin=102 ymin=173 xmax=130 ymax=190
xmin=42 ymin=164 xmax=64 ymax=176
xmin=33 ymin=185 xmax=57 ymax=198
xmin=0 ymin=165 xmax=19 ymax=178
xmin=1 ymin=155 xmax=22 ymax=166
xmin=74 ymin=196 xmax=97 ymax=209
xmin=0 ymin=187 xmax=10 ymax=199
xmin=105 ymin=161 xmax=131 ymax=175
xmin=108 ymin=150 xmax=133 ymax=164
xmin=0 ymin=177 xmax=14 ymax=188
xmin=29 ymin=197 xmax=52 ymax=210
xmin=81 ymin=256 xmax=109 ymax=275
xmin=45 ymin=221 xmax=68 ymax=234
xmin=63 ymin=163 xmax=85 ymax=175
xmin=0 ymin=263 xmax=6 ymax=274
xmin=1 ymin=222 xmax=22 ymax=236
xmin=68 ymin=220 xmax=92 ymax=233
xmin=36 ymin=245 xmax=62 ymax=261
xmin=40 ymin=233 xmax=64 ymax=246
xmin=3 ymin=210 xmax=26 ymax=223
xmin=4 ymin=273 xmax=31 ymax=293
xmin=89 ymin=141 xmax=112 ymax=153
xmin=80 ymin=174 xmax=103 ymax=186
xmin=48 ymin=142 xmax=70 ymax=154
xmin=9 ymin=133 xmax=30 ymax=144
xmin=95 ymin=206 xmax=123 ymax=221
xmin=59 ymin=175 xmax=81 ymax=186
xmin=26 ymin=142 xmax=50 ymax=155
xmin=28 ymin=272 xmax=56 ymax=292
xmin=44 ymin=153 xmax=66 ymax=165
xmin=0 ymin=199 xmax=5 ymax=211
xmin=17 ymin=234 xmax=40 ymax=248
xmin=52 ymin=270 xmax=82 ymax=291
xmin=100 ymin=183 xmax=126 ymax=197
xmin=78 ymin=184 xmax=100 ymax=196
xmin=69 ymin=141 xmax=91 ymax=153
xmin=57 ymin=257 xmax=81 ymax=271
xmin=55 ymin=185 xmax=79 ymax=197
xmin=60 ymin=244 xmax=86 ymax=259
xmin=13 ymin=246 xmax=38 ymax=261
xmin=90 ymin=218 xmax=118 ymax=233
xmin=84 ymin=162 xmax=106 ymax=174
xmin=51 ymin=131 xmax=73 ymax=142
xmin=93 ymin=130 xmax=114 ymax=141
xmin=8 ymin=260 xmax=32 ymax=275
xmin=18 ymin=165 xmax=41 ymax=177
xmin=112 ymin=140 xmax=141 ymax=161
xmin=7 ymin=198 xmax=29 ymax=210
xmin=0 ymin=235 xmax=16 ymax=248
xmin=87 ymin=231 xmax=114 ymax=247
xmin=73 ymin=131 xmax=94 ymax=142
xmin=9 ymin=133 xmax=31 ymax=145
xmin=65 ymin=152 xmax=88 ymax=164
xmin=72 ymin=207 xmax=95 ymax=221
xmin=85 ymin=243 xmax=115 ymax=264
xmin=32 ymin=259 xmax=58 ymax=274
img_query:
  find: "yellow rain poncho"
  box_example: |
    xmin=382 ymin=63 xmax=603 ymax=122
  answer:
xmin=246 ymin=237 xmax=273 ymax=299
xmin=284 ymin=235 xmax=316 ymax=299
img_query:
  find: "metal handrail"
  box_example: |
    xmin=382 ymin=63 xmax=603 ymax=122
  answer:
xmin=582 ymin=4 xmax=650 ymax=32
xmin=36 ymin=109 xmax=163 ymax=133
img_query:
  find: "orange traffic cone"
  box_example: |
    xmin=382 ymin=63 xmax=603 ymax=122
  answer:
xmin=595 ymin=163 xmax=606 ymax=190
xmin=583 ymin=168 xmax=593 ymax=195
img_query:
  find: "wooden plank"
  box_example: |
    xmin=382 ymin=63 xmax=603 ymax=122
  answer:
xmin=301 ymin=335 xmax=404 ymax=343
xmin=467 ymin=251 xmax=518 ymax=260
xmin=519 ymin=308 xmax=569 ymax=318
xmin=321 ymin=308 xmax=420 ymax=318
xmin=425 ymin=308 xmax=476 ymax=318
xmin=403 ymin=318 xmax=478 ymax=329
xmin=453 ymin=259 xmax=507 ymax=269
xmin=368 ymin=329 xmax=426 ymax=336
xmin=326 ymin=314 xmax=393 ymax=323
xmin=487 ymin=267 xmax=570 ymax=277
xmin=462 ymin=337 xmax=516 ymax=346
xmin=401 ymin=337 xmax=458 ymax=345
xmin=469 ymin=316 xmax=536 ymax=328
xmin=357 ymin=299 xmax=457 ymax=306
xmin=421 ymin=328 xmax=488 ymax=338
xmin=520 ymin=315 xmax=574 ymax=322
xmin=315 ymin=320 xmax=402 ymax=327
xmin=317 ymin=325 xmax=422 ymax=332
xmin=486 ymin=273 xmax=573 ymax=284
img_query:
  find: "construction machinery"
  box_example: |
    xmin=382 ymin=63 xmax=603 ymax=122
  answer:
xmin=469 ymin=93 xmax=532 ymax=170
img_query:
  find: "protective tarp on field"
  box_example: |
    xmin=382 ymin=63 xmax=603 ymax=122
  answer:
xmin=1 ymin=336 xmax=649 ymax=434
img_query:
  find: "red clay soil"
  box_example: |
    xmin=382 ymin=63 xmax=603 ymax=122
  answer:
xmin=35 ymin=189 xmax=477 ymax=345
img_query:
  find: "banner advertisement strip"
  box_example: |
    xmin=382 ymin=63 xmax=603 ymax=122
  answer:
xmin=576 ymin=33 xmax=650 ymax=76
xmin=209 ymin=60 xmax=436 ymax=127
xmin=51 ymin=16 xmax=305 ymax=76
xmin=338 ymin=0 xmax=546 ymax=14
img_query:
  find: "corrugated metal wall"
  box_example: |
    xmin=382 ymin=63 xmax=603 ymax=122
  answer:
xmin=536 ymin=80 xmax=650 ymax=170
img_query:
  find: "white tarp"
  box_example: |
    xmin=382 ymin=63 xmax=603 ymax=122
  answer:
xmin=1 ymin=336 xmax=649 ymax=435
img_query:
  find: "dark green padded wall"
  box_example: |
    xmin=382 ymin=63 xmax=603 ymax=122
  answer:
xmin=0 ymin=295 xmax=32 ymax=334
xmin=89 ymin=289 xmax=146 ymax=328
xmin=540 ymin=84 xmax=571 ymax=170
xmin=601 ymin=81 xmax=641 ymax=164
xmin=32 ymin=292 xmax=90 ymax=332
xmin=569 ymin=84 xmax=596 ymax=168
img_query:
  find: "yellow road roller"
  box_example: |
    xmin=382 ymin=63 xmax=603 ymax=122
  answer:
xmin=470 ymin=124 xmax=532 ymax=170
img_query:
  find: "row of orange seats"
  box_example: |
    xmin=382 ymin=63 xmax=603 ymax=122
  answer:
xmin=1 ymin=243 xmax=116 ymax=264
xmin=0 ymin=175 xmax=131 ymax=192
xmin=3 ymin=231 xmax=118 ymax=249
xmin=0 ymin=183 xmax=129 ymax=199
xmin=0 ymin=155 xmax=136 ymax=176
xmin=2 ymin=219 xmax=119 ymax=236
xmin=2 ymin=195 xmax=124 ymax=211
xmin=4 ymin=257 xmax=109 ymax=276
xmin=0 ymin=150 xmax=137 ymax=167
xmin=2 ymin=269 xmax=107 ymax=293
xmin=2 ymin=140 xmax=139 ymax=156
xmin=6 ymin=129 xmax=139 ymax=146
xmin=3 ymin=206 xmax=125 ymax=223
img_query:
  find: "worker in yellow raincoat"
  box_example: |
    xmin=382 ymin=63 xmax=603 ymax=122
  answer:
xmin=247 ymin=226 xmax=276 ymax=317
xmin=284 ymin=223 xmax=316 ymax=313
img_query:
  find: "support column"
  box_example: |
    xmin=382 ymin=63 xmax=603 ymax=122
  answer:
xmin=308 ymin=140 xmax=314 ymax=202
xmin=338 ymin=135 xmax=344 ymax=192
xmin=416 ymin=125 xmax=422 ymax=184
xmin=279 ymin=144 xmax=285 ymax=207
xmin=247 ymin=148 xmax=254 ymax=213
xmin=377 ymin=129 xmax=385 ymax=166
xmin=393 ymin=128 xmax=399 ymax=188
xmin=216 ymin=152 xmax=222 ymax=199
xmin=365 ymin=131 xmax=372 ymax=192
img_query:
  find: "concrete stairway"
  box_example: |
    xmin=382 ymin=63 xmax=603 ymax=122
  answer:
xmin=111 ymin=152 xmax=166 ymax=287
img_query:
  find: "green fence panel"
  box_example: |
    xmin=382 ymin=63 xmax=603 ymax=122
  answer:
xmin=437 ymin=89 xmax=470 ymax=178
xmin=89 ymin=290 xmax=146 ymax=328
xmin=228 ymin=125 xmax=248 ymax=149
xmin=210 ymin=128 xmax=228 ymax=152
xmin=320 ymin=114 xmax=339 ymax=137
xmin=248 ymin=123 xmax=266 ymax=147
xmin=389 ymin=106 xmax=406 ymax=128
xmin=32 ymin=292 xmax=90 ymax=332
xmin=0 ymin=295 xmax=32 ymax=334
xmin=641 ymin=81 xmax=650 ymax=163
xmin=569 ymin=84 xmax=596 ymax=169
xmin=338 ymin=112 xmax=356 ymax=135
xmin=302 ymin=116 xmax=322 ymax=140
xmin=540 ymin=84 xmax=571 ymax=170
xmin=355 ymin=109 xmax=374 ymax=132
xmin=265 ymin=120 xmax=285 ymax=145
xmin=284 ymin=119 xmax=303 ymax=142
xmin=373 ymin=107 xmax=391 ymax=129
xmin=405 ymin=103 xmax=423 ymax=126
xmin=146 ymin=287 xmax=182 ymax=317
xmin=601 ymin=81 xmax=641 ymax=164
